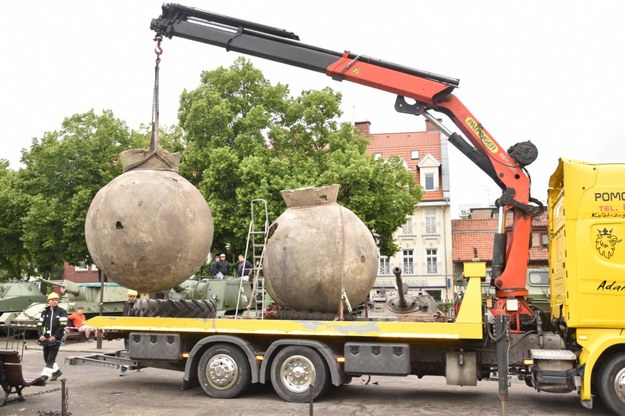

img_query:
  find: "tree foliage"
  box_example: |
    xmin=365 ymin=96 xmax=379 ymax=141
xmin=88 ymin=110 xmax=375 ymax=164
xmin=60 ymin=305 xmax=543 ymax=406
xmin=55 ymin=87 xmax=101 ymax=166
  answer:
xmin=16 ymin=110 xmax=137 ymax=275
xmin=0 ymin=161 xmax=33 ymax=279
xmin=0 ymin=110 xmax=185 ymax=280
xmin=179 ymin=58 xmax=421 ymax=257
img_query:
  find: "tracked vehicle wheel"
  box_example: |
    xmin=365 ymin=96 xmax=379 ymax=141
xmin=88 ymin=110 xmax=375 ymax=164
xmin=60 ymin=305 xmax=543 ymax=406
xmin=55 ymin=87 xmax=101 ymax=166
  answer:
xmin=130 ymin=299 xmax=216 ymax=318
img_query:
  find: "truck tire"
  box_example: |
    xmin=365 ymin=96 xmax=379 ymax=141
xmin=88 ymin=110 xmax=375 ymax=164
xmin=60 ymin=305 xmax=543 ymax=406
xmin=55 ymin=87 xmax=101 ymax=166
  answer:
xmin=597 ymin=353 xmax=625 ymax=415
xmin=130 ymin=299 xmax=216 ymax=318
xmin=270 ymin=346 xmax=329 ymax=403
xmin=197 ymin=343 xmax=250 ymax=399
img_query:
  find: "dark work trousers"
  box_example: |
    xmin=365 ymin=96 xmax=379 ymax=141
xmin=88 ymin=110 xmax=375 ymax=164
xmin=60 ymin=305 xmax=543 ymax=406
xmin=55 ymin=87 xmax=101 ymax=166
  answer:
xmin=43 ymin=341 xmax=61 ymax=369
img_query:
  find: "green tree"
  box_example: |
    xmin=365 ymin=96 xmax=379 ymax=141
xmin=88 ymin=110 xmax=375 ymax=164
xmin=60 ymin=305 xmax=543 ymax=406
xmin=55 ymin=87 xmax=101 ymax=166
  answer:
xmin=0 ymin=160 xmax=34 ymax=280
xmin=0 ymin=108 xmax=184 ymax=280
xmin=18 ymin=110 xmax=141 ymax=273
xmin=178 ymin=58 xmax=421 ymax=257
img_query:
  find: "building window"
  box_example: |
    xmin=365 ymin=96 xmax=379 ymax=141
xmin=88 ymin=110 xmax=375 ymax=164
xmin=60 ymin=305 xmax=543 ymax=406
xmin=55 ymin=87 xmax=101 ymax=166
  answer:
xmin=379 ymin=256 xmax=390 ymax=275
xmin=532 ymin=232 xmax=548 ymax=248
xmin=426 ymin=249 xmax=438 ymax=274
xmin=74 ymin=261 xmax=89 ymax=272
xmin=531 ymin=232 xmax=539 ymax=247
xmin=373 ymin=152 xmax=382 ymax=160
xmin=424 ymin=173 xmax=435 ymax=191
xmin=402 ymin=249 xmax=414 ymax=275
xmin=401 ymin=216 xmax=414 ymax=235
xmin=424 ymin=208 xmax=437 ymax=234
xmin=410 ymin=150 xmax=420 ymax=160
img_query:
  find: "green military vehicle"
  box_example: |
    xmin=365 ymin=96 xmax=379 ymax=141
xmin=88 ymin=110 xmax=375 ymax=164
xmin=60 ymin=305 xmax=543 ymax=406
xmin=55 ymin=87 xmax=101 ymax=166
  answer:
xmin=481 ymin=267 xmax=550 ymax=314
xmin=3 ymin=280 xmax=128 ymax=333
xmin=130 ymin=276 xmax=254 ymax=318
xmin=0 ymin=281 xmax=48 ymax=333
xmin=0 ymin=281 xmax=47 ymax=313
xmin=169 ymin=276 xmax=252 ymax=313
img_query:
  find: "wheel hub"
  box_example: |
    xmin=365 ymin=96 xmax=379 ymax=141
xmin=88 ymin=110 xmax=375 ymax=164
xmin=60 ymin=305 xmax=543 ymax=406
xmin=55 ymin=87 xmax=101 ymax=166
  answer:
xmin=280 ymin=355 xmax=316 ymax=393
xmin=615 ymin=367 xmax=625 ymax=404
xmin=207 ymin=353 xmax=238 ymax=390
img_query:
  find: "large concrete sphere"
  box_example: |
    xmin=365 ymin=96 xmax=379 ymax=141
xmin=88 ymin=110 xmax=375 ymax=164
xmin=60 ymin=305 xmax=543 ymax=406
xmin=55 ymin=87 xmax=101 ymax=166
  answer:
xmin=263 ymin=185 xmax=378 ymax=313
xmin=85 ymin=157 xmax=213 ymax=293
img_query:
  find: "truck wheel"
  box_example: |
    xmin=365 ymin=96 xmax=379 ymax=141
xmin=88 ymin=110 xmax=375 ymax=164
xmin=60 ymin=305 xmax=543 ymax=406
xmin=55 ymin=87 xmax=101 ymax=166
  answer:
xmin=597 ymin=353 xmax=625 ymax=415
xmin=197 ymin=343 xmax=250 ymax=398
xmin=270 ymin=346 xmax=329 ymax=403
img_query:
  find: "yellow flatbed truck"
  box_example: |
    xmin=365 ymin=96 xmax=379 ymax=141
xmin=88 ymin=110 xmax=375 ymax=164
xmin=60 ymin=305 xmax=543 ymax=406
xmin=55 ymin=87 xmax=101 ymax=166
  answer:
xmin=69 ymin=159 xmax=625 ymax=415
xmin=82 ymin=265 xmax=512 ymax=403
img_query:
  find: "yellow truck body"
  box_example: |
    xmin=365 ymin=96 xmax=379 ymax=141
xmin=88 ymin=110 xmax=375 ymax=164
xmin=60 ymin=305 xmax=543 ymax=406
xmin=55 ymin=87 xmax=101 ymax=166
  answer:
xmin=548 ymin=158 xmax=625 ymax=407
xmin=548 ymin=159 xmax=625 ymax=328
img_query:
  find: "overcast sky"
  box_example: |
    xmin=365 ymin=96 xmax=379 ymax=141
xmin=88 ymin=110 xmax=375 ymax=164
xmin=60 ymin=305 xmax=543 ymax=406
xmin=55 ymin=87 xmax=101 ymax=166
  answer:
xmin=2 ymin=1 xmax=624 ymax=218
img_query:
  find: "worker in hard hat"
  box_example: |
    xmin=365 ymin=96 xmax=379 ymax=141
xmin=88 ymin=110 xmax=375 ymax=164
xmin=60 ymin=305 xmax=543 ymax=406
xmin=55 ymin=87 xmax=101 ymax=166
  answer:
xmin=37 ymin=292 xmax=68 ymax=381
xmin=123 ymin=289 xmax=138 ymax=316
xmin=119 ymin=289 xmax=138 ymax=376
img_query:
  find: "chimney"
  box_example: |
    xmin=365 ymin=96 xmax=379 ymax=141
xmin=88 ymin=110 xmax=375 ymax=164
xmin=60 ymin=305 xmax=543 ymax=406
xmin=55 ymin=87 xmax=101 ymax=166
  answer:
xmin=355 ymin=121 xmax=371 ymax=136
xmin=424 ymin=118 xmax=442 ymax=132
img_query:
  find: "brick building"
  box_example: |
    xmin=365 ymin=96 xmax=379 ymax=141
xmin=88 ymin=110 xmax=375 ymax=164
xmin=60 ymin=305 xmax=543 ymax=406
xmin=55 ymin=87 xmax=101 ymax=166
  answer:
xmin=62 ymin=262 xmax=100 ymax=283
xmin=451 ymin=207 xmax=548 ymax=290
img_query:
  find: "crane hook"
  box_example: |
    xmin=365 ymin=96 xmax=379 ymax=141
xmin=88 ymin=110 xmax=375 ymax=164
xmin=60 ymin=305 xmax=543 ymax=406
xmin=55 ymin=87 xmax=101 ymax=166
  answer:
xmin=154 ymin=36 xmax=163 ymax=56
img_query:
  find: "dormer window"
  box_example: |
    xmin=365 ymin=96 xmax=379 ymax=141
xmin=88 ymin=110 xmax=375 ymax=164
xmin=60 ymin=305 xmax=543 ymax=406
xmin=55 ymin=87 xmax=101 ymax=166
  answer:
xmin=417 ymin=153 xmax=441 ymax=192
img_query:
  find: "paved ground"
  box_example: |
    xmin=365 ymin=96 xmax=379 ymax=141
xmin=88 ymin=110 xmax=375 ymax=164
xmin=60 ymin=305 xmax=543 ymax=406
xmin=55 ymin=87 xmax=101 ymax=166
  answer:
xmin=1 ymin=338 xmax=614 ymax=416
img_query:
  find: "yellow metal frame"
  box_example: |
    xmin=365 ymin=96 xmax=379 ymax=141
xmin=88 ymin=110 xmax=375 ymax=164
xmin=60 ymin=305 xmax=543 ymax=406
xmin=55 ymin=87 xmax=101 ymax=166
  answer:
xmin=89 ymin=275 xmax=484 ymax=341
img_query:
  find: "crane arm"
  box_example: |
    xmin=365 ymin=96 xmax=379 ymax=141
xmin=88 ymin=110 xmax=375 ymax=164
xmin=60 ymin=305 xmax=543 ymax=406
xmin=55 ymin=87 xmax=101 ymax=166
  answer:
xmin=151 ymin=4 xmax=537 ymax=198
xmin=151 ymin=4 xmax=543 ymax=322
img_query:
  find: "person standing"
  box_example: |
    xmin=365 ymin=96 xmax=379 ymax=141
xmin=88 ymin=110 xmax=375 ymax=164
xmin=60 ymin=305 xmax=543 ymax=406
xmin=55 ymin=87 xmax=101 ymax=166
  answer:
xmin=37 ymin=292 xmax=68 ymax=381
xmin=213 ymin=253 xmax=229 ymax=278
xmin=122 ymin=289 xmax=138 ymax=318
xmin=237 ymin=255 xmax=253 ymax=280
xmin=120 ymin=289 xmax=137 ymax=376
xmin=209 ymin=255 xmax=220 ymax=277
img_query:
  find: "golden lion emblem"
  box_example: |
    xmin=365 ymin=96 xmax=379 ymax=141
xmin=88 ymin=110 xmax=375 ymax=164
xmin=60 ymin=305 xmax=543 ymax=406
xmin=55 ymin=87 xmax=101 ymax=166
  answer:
xmin=595 ymin=228 xmax=622 ymax=259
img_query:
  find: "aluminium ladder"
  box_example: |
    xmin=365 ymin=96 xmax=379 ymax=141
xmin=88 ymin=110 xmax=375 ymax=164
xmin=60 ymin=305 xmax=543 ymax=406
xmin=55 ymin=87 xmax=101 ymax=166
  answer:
xmin=236 ymin=199 xmax=269 ymax=317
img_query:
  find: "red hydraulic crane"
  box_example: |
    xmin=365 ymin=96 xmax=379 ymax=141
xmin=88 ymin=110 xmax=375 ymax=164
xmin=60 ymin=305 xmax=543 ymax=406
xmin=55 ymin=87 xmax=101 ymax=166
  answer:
xmin=151 ymin=4 xmax=543 ymax=330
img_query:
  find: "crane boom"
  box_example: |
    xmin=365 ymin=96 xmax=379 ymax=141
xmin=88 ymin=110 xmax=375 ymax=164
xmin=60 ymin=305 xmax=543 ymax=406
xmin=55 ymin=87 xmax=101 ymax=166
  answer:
xmin=151 ymin=3 xmax=543 ymax=329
